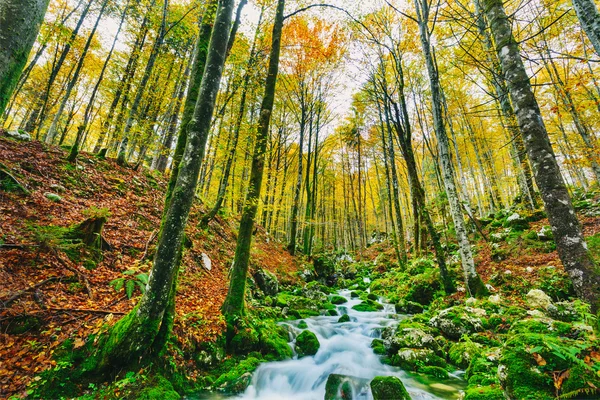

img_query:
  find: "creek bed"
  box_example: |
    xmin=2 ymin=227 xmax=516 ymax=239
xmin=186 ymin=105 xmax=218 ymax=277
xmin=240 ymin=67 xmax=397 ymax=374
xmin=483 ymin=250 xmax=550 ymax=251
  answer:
xmin=237 ymin=289 xmax=465 ymax=399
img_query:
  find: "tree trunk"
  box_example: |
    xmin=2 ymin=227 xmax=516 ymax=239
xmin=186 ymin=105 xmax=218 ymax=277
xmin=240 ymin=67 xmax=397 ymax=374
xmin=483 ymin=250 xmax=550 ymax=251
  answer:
xmin=573 ymin=0 xmax=600 ymax=56
xmin=0 ymin=0 xmax=50 ymax=116
xmin=222 ymin=0 xmax=285 ymax=320
xmin=414 ymin=0 xmax=486 ymax=297
xmin=89 ymin=0 xmax=235 ymax=371
xmin=484 ymin=0 xmax=600 ymax=312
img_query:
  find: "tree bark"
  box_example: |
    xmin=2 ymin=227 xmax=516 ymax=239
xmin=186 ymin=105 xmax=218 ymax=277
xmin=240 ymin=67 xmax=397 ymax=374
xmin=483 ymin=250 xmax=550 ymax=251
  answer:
xmin=222 ymin=0 xmax=285 ymax=320
xmin=89 ymin=0 xmax=235 ymax=371
xmin=573 ymin=0 xmax=600 ymax=56
xmin=0 ymin=0 xmax=50 ymax=116
xmin=414 ymin=0 xmax=486 ymax=297
xmin=484 ymin=0 xmax=600 ymax=312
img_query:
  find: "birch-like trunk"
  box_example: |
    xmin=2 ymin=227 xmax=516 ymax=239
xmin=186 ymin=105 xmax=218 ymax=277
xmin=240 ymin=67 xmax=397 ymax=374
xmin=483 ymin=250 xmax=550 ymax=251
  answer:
xmin=573 ymin=0 xmax=600 ymax=56
xmin=484 ymin=0 xmax=600 ymax=312
xmin=414 ymin=0 xmax=487 ymax=297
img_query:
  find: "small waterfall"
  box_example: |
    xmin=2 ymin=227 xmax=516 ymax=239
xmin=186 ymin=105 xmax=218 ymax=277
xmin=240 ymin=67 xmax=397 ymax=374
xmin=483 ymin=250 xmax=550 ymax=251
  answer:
xmin=239 ymin=290 xmax=464 ymax=400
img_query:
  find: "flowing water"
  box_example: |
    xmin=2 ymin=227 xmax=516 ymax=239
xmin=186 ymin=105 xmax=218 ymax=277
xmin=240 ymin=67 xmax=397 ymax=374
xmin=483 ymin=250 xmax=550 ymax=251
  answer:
xmin=236 ymin=289 xmax=465 ymax=400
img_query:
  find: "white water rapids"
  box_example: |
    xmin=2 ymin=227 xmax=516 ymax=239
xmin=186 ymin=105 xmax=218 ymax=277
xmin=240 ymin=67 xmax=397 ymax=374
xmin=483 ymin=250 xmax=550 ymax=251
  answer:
xmin=238 ymin=289 xmax=465 ymax=400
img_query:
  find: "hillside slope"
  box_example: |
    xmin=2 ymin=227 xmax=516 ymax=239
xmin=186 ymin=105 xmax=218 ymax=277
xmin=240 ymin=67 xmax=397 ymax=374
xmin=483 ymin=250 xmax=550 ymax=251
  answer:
xmin=0 ymin=132 xmax=300 ymax=397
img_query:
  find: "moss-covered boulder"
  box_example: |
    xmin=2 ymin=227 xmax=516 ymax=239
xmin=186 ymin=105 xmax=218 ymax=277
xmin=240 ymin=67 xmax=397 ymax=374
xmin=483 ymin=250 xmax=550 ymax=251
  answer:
xmin=214 ymin=357 xmax=263 ymax=394
xmin=371 ymin=339 xmax=386 ymax=355
xmin=386 ymin=326 xmax=445 ymax=357
xmin=295 ymin=330 xmax=320 ymax=357
xmin=325 ymin=374 xmax=370 ymax=400
xmin=429 ymin=307 xmax=485 ymax=340
xmin=370 ymin=376 xmax=411 ymax=400
xmin=498 ymin=334 xmax=571 ymax=400
xmin=395 ymin=300 xmax=424 ymax=314
xmin=389 ymin=348 xmax=447 ymax=371
xmin=352 ymin=299 xmax=384 ymax=312
xmin=338 ymin=314 xmax=351 ymax=323
xmin=448 ymin=341 xmax=483 ymax=369
xmin=404 ymin=270 xmax=442 ymax=306
xmin=253 ymin=268 xmax=279 ymax=297
xmin=329 ymin=294 xmax=347 ymax=304
xmin=503 ymin=212 xmax=529 ymax=231
xmin=463 ymin=385 xmax=504 ymax=400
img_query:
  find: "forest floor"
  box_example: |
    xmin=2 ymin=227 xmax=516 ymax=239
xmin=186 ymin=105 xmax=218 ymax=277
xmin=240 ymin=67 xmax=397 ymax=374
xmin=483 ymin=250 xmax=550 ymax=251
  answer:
xmin=2 ymin=131 xmax=600 ymax=398
xmin=0 ymin=132 xmax=300 ymax=397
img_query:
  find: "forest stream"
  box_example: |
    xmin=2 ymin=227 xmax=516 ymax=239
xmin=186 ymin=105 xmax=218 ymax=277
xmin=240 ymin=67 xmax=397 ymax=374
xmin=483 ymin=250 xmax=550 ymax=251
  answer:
xmin=195 ymin=286 xmax=466 ymax=400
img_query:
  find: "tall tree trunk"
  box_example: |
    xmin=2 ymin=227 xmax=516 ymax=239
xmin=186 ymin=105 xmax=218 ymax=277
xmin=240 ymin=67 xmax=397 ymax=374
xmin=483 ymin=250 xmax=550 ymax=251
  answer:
xmin=414 ymin=0 xmax=486 ymax=297
xmin=484 ymin=0 xmax=600 ymax=312
xmin=89 ymin=0 xmax=235 ymax=371
xmin=0 ymin=0 xmax=50 ymax=116
xmin=201 ymin=7 xmax=263 ymax=227
xmin=222 ymin=0 xmax=285 ymax=320
xmin=573 ymin=0 xmax=600 ymax=56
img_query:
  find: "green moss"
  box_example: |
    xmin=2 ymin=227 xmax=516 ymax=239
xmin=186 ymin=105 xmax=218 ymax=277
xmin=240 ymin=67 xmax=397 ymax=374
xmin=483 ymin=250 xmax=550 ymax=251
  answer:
xmin=329 ymin=295 xmax=348 ymax=304
xmin=499 ymin=334 xmax=571 ymax=399
xmin=560 ymin=364 xmax=600 ymax=398
xmin=419 ymin=365 xmax=448 ymax=379
xmin=213 ymin=357 xmax=262 ymax=394
xmin=464 ymin=385 xmax=504 ymax=400
xmin=449 ymin=342 xmax=482 ymax=369
xmin=338 ymin=314 xmax=351 ymax=323
xmin=404 ymin=270 xmax=442 ymax=306
xmin=298 ymin=320 xmax=308 ymax=329
xmin=352 ymin=299 xmax=384 ymax=312
xmin=137 ymin=375 xmax=180 ymax=400
xmin=295 ymin=330 xmax=320 ymax=357
xmin=370 ymin=376 xmax=411 ymax=400
xmin=371 ymin=339 xmax=386 ymax=355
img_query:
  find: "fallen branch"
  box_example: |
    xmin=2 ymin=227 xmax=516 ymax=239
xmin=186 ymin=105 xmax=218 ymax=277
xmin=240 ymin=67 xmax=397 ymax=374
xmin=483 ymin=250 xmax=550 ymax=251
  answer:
xmin=53 ymin=250 xmax=94 ymax=300
xmin=139 ymin=229 xmax=158 ymax=261
xmin=2 ymin=276 xmax=62 ymax=308
xmin=0 ymin=162 xmax=29 ymax=194
xmin=45 ymin=307 xmax=126 ymax=315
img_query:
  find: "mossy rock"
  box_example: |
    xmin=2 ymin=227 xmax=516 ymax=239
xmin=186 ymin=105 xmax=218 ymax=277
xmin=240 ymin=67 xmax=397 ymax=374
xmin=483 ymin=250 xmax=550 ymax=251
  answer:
xmin=466 ymin=354 xmax=499 ymax=387
xmin=350 ymin=291 xmax=360 ymax=298
xmin=329 ymin=295 xmax=348 ymax=304
xmin=325 ymin=374 xmax=369 ymax=400
xmin=404 ymin=270 xmax=442 ymax=306
xmin=352 ymin=299 xmax=384 ymax=312
xmin=498 ymin=334 xmax=573 ymax=399
xmin=370 ymin=376 xmax=411 ymax=400
xmin=389 ymin=348 xmax=447 ymax=371
xmin=395 ymin=300 xmax=424 ymax=315
xmin=419 ymin=365 xmax=448 ymax=379
xmin=295 ymin=330 xmax=320 ymax=357
xmin=214 ymin=357 xmax=262 ymax=394
xmin=429 ymin=306 xmax=485 ymax=340
xmin=137 ymin=375 xmax=180 ymax=400
xmin=464 ymin=385 xmax=504 ymax=400
xmin=338 ymin=314 xmax=351 ymax=323
xmin=560 ymin=364 xmax=600 ymax=398
xmin=386 ymin=326 xmax=445 ymax=357
xmin=407 ymin=258 xmax=435 ymax=275
xmin=298 ymin=320 xmax=308 ymax=329
xmin=367 ymin=293 xmax=378 ymax=301
xmin=449 ymin=341 xmax=483 ymax=369
xmin=371 ymin=339 xmax=386 ymax=355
